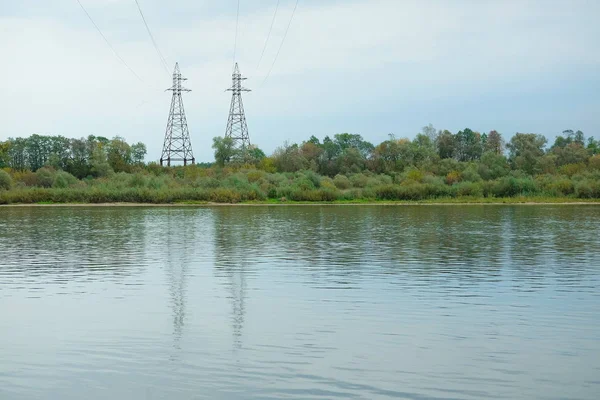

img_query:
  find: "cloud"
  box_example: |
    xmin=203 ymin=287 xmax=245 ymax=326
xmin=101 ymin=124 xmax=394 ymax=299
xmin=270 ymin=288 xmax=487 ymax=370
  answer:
xmin=0 ymin=0 xmax=598 ymax=162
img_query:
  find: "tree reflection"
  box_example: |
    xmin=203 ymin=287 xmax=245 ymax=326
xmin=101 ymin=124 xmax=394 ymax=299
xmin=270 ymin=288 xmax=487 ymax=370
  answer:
xmin=0 ymin=207 xmax=148 ymax=283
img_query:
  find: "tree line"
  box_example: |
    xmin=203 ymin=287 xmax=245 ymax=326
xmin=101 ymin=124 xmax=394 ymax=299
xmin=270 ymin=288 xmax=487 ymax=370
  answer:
xmin=213 ymin=126 xmax=600 ymax=178
xmin=0 ymin=135 xmax=147 ymax=178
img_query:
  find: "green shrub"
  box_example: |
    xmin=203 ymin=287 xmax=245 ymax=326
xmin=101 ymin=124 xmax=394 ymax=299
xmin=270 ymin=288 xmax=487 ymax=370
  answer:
xmin=350 ymin=173 xmax=369 ymax=188
xmin=575 ymin=180 xmax=600 ymax=198
xmin=547 ymin=179 xmax=574 ymax=196
xmin=333 ymin=174 xmax=352 ymax=189
xmin=293 ymin=177 xmax=316 ymax=191
xmin=461 ymin=166 xmax=482 ymax=182
xmin=491 ymin=177 xmax=537 ymax=197
xmin=0 ymin=170 xmax=12 ymax=190
xmin=209 ymin=188 xmax=242 ymax=203
xmin=35 ymin=167 xmax=55 ymax=188
xmin=52 ymin=171 xmax=78 ymax=189
xmin=455 ymin=182 xmax=484 ymax=197
xmin=320 ymin=177 xmax=336 ymax=189
xmin=128 ymin=173 xmax=147 ymax=188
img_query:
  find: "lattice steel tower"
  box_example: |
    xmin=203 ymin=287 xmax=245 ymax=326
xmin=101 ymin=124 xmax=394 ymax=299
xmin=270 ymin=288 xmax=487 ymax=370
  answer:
xmin=160 ymin=62 xmax=195 ymax=166
xmin=225 ymin=63 xmax=251 ymax=150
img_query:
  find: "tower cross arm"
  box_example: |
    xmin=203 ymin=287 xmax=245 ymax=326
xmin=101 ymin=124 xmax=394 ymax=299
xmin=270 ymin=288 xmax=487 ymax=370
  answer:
xmin=166 ymin=87 xmax=192 ymax=92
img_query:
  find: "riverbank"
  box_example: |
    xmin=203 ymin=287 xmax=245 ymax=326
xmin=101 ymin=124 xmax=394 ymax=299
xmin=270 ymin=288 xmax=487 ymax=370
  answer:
xmin=2 ymin=198 xmax=599 ymax=206
xmin=2 ymin=167 xmax=600 ymax=206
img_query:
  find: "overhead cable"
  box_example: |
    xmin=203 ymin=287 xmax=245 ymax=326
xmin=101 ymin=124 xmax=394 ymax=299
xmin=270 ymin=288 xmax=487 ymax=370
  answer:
xmin=232 ymin=0 xmax=241 ymax=69
xmin=261 ymin=0 xmax=300 ymax=87
xmin=255 ymin=0 xmax=281 ymax=72
xmin=133 ymin=0 xmax=170 ymax=75
xmin=76 ymin=0 xmax=144 ymax=82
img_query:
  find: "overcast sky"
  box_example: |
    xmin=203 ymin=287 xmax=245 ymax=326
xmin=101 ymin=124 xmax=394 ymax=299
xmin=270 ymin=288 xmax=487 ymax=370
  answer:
xmin=1 ymin=0 xmax=599 ymax=162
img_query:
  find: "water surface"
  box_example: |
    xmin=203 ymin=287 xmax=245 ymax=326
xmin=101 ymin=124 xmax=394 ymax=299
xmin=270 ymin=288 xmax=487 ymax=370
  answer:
xmin=1 ymin=205 xmax=599 ymax=399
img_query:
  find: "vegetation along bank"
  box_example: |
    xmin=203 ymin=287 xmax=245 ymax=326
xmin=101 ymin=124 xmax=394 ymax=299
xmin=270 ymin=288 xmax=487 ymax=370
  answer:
xmin=1 ymin=127 xmax=599 ymax=204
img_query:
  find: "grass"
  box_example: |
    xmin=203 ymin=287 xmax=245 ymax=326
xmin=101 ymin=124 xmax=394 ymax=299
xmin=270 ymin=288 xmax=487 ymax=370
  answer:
xmin=1 ymin=167 xmax=600 ymax=205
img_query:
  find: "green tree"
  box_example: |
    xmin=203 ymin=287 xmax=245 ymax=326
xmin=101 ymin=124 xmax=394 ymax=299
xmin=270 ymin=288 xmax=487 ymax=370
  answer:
xmin=411 ymin=134 xmax=437 ymax=166
xmin=587 ymin=137 xmax=599 ymax=155
xmin=131 ymin=142 xmax=147 ymax=165
xmin=7 ymin=137 xmax=27 ymax=171
xmin=90 ymin=144 xmax=113 ymax=177
xmin=454 ymin=128 xmax=482 ymax=162
xmin=436 ymin=130 xmax=455 ymax=159
xmin=507 ymin=133 xmax=547 ymax=174
xmin=0 ymin=141 xmax=10 ymax=168
xmin=551 ymin=142 xmax=589 ymax=167
xmin=485 ymin=130 xmax=504 ymax=154
xmin=106 ymin=137 xmax=132 ymax=173
xmin=272 ymin=142 xmax=307 ymax=172
xmin=212 ymin=136 xmax=237 ymax=166
xmin=0 ymin=170 xmax=12 ymax=190
xmin=478 ymin=151 xmax=509 ymax=180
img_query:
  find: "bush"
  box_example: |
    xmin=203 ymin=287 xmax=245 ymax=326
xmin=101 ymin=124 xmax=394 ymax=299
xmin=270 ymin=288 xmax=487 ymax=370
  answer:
xmin=547 ymin=179 xmax=574 ymax=196
xmin=589 ymin=155 xmax=600 ymax=170
xmin=35 ymin=167 xmax=55 ymax=188
xmin=209 ymin=188 xmax=242 ymax=203
xmin=403 ymin=168 xmax=424 ymax=183
xmin=246 ymin=169 xmax=265 ymax=183
xmin=575 ymin=180 xmax=600 ymax=198
xmin=461 ymin=166 xmax=482 ymax=182
xmin=293 ymin=177 xmax=316 ymax=191
xmin=333 ymin=174 xmax=352 ymax=189
xmin=0 ymin=170 xmax=12 ymax=190
xmin=350 ymin=173 xmax=369 ymax=188
xmin=446 ymin=170 xmax=461 ymax=185
xmin=128 ymin=173 xmax=147 ymax=188
xmin=52 ymin=171 xmax=78 ymax=189
xmin=491 ymin=177 xmax=537 ymax=197
xmin=559 ymin=163 xmax=586 ymax=177
xmin=303 ymin=170 xmax=321 ymax=188
xmin=455 ymin=182 xmax=483 ymax=197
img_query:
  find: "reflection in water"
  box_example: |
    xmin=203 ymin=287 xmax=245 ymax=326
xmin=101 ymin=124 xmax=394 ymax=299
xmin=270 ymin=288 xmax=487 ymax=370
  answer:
xmin=213 ymin=208 xmax=249 ymax=350
xmin=0 ymin=207 xmax=148 ymax=288
xmin=1 ymin=205 xmax=599 ymax=400
xmin=162 ymin=210 xmax=191 ymax=350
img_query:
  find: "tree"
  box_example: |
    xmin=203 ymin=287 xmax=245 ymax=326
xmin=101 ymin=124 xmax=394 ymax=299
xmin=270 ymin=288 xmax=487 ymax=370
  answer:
xmin=106 ymin=136 xmax=132 ymax=173
xmin=478 ymin=152 xmax=509 ymax=180
xmin=333 ymin=133 xmax=374 ymax=158
xmin=411 ymin=134 xmax=437 ymax=165
xmin=485 ymin=130 xmax=504 ymax=154
xmin=507 ymin=133 xmax=547 ymax=174
xmin=242 ymin=145 xmax=266 ymax=164
xmin=8 ymin=137 xmax=27 ymax=171
xmin=90 ymin=143 xmax=113 ymax=177
xmin=436 ymin=130 xmax=455 ymax=159
xmin=131 ymin=142 xmax=147 ymax=165
xmin=0 ymin=141 xmax=10 ymax=169
xmin=212 ymin=136 xmax=237 ymax=166
xmin=454 ymin=128 xmax=482 ymax=162
xmin=272 ymin=142 xmax=306 ymax=172
xmin=422 ymin=124 xmax=438 ymax=142
xmin=588 ymin=137 xmax=600 ymax=155
xmin=0 ymin=170 xmax=12 ymax=190
xmin=551 ymin=142 xmax=589 ymax=167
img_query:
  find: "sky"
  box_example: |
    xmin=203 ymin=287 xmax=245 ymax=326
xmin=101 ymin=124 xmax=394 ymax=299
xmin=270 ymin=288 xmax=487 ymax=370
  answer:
xmin=0 ymin=0 xmax=599 ymax=162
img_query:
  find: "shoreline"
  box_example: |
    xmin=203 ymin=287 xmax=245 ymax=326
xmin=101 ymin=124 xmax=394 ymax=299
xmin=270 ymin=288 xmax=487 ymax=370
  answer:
xmin=2 ymin=200 xmax=600 ymax=207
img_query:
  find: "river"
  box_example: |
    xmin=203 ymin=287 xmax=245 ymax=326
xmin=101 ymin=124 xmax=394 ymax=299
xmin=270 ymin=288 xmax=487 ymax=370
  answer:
xmin=1 ymin=205 xmax=599 ymax=399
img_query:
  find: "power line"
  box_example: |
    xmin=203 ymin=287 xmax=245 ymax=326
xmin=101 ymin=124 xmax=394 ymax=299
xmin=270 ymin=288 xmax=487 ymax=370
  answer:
xmin=255 ymin=0 xmax=281 ymax=73
xmin=232 ymin=0 xmax=241 ymax=69
xmin=76 ymin=0 xmax=143 ymax=82
xmin=133 ymin=0 xmax=170 ymax=75
xmin=261 ymin=0 xmax=300 ymax=87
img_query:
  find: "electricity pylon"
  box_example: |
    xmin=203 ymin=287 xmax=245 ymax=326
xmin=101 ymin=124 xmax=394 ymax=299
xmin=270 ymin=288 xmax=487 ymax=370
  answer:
xmin=225 ymin=63 xmax=251 ymax=151
xmin=160 ymin=62 xmax=195 ymax=166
